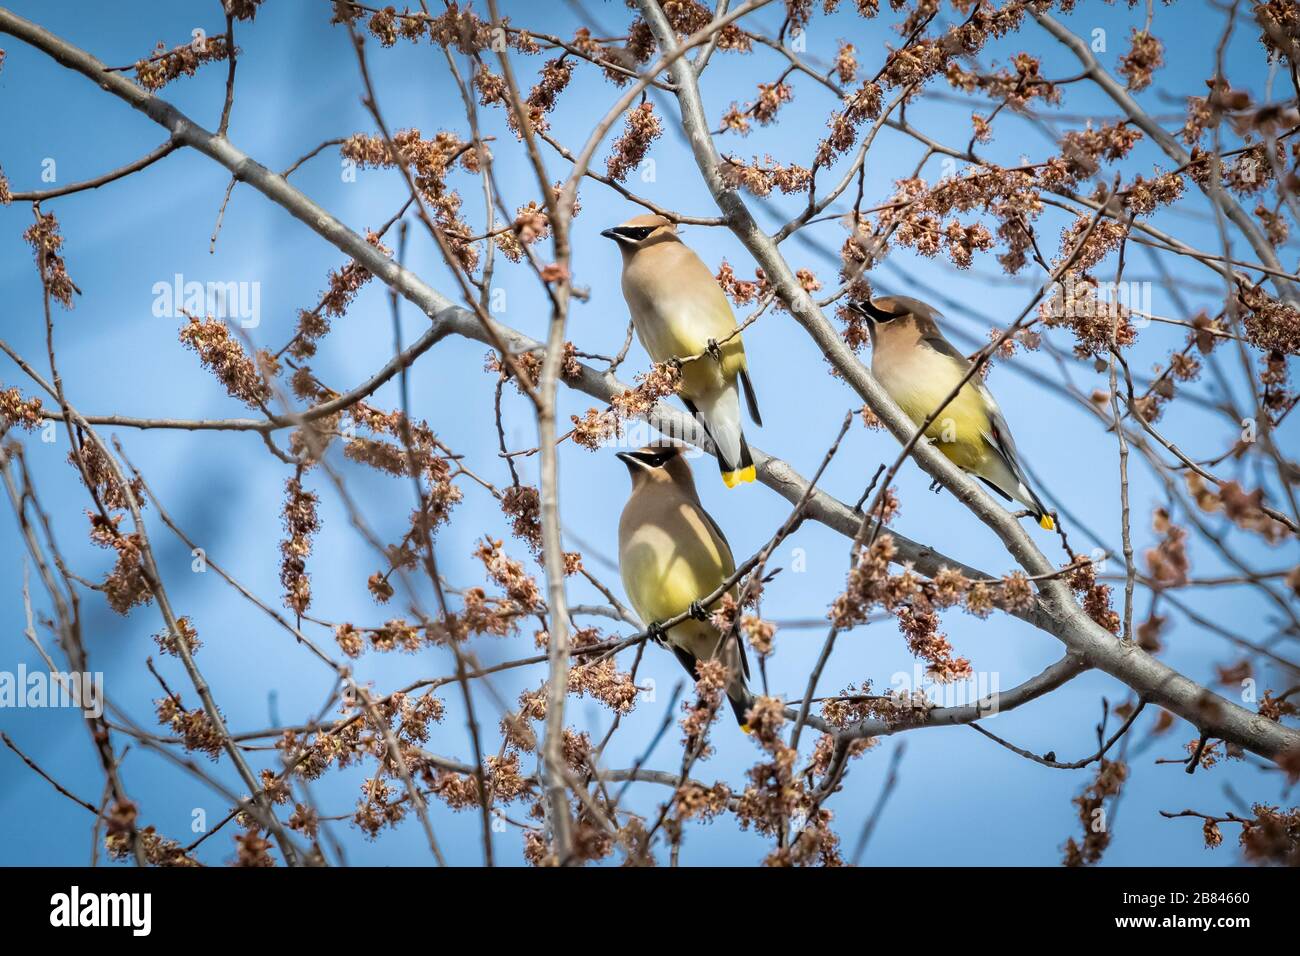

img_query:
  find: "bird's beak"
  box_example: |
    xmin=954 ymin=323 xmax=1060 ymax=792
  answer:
xmin=600 ymin=228 xmax=620 ymax=241
xmin=615 ymin=451 xmax=638 ymax=468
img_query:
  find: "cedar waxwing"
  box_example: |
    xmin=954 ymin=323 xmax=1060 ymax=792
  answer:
xmin=616 ymin=444 xmax=754 ymax=729
xmin=601 ymin=214 xmax=762 ymax=488
xmin=849 ymin=295 xmax=1056 ymax=531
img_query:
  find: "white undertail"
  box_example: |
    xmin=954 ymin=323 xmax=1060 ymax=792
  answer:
xmin=694 ymin=381 xmax=744 ymax=471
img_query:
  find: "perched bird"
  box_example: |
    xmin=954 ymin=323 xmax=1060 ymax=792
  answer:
xmin=616 ymin=444 xmax=754 ymax=729
xmin=849 ymin=295 xmax=1056 ymax=531
xmin=601 ymin=214 xmax=762 ymax=488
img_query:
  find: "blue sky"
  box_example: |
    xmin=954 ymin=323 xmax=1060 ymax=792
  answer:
xmin=0 ymin=0 xmax=1295 ymax=866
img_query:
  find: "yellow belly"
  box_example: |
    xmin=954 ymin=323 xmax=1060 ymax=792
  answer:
xmin=619 ymin=496 xmax=734 ymax=625
xmin=891 ymin=378 xmax=992 ymax=472
xmin=621 ymin=527 xmax=726 ymax=623
xmin=676 ymin=339 xmax=745 ymax=403
xmin=622 ymin=261 xmax=746 ymax=402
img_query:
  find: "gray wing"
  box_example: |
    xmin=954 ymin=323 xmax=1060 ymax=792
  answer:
xmin=687 ymin=494 xmax=732 ymax=567
xmin=739 ymin=368 xmax=763 ymax=426
xmin=689 ymin=499 xmax=751 ymax=681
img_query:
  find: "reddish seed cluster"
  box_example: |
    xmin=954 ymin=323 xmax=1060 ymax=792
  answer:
xmin=107 ymin=823 xmax=197 ymax=867
xmin=571 ymin=361 xmax=682 ymax=450
xmin=1185 ymin=473 xmax=1291 ymax=545
xmin=832 ymin=537 xmax=980 ymax=681
xmin=154 ymin=616 xmax=201 ymax=657
xmin=291 ymin=231 xmax=391 ymax=359
xmin=1233 ymin=805 xmax=1300 ymax=865
xmin=156 ymin=693 xmax=225 ymax=760
xmin=1038 ymin=273 xmax=1139 ymax=359
xmin=474 ymin=537 xmax=543 ymax=613
xmin=567 ymin=650 xmax=640 ymax=715
xmin=178 ymin=316 xmax=278 ymax=407
xmin=1062 ymin=758 xmax=1128 ymax=866
xmin=88 ymin=514 xmax=152 ymax=615
xmin=1118 ymin=29 xmax=1164 ymax=92
xmin=834 ymin=41 xmax=858 ymax=84
xmin=813 ymin=80 xmax=883 ymax=169
xmin=1065 ymin=555 xmax=1120 ymax=635
xmin=341 ymin=130 xmax=477 ymax=270
xmin=947 ymin=53 xmax=1061 ymax=111
xmin=1238 ymin=282 xmax=1300 ymax=356
xmin=1145 ymin=508 xmax=1189 ymax=588
xmin=861 ymin=167 xmax=1042 ymax=277
xmin=720 ymin=81 xmax=795 ymax=136
xmin=715 ymin=260 xmax=772 ymax=306
xmin=279 ymin=477 xmax=320 ymax=615
xmin=23 ymin=211 xmax=76 ymax=308
xmin=520 ymin=58 xmax=575 ymax=134
xmin=70 ymin=440 xmax=143 ymax=513
xmin=0 ymin=386 xmax=44 ymax=432
xmin=719 ymin=154 xmax=813 ymax=197
xmin=487 ymin=341 xmax=582 ymax=396
xmin=673 ymin=780 xmax=732 ymax=822
xmin=735 ymin=697 xmax=847 ymax=867
xmin=134 ymin=35 xmax=234 ymax=91
xmin=495 ymin=199 xmax=551 ymax=263
xmin=606 ymin=102 xmax=663 ymax=183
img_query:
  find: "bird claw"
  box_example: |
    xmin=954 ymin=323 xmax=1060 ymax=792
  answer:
xmin=646 ymin=621 xmax=668 ymax=643
xmin=688 ymin=600 xmax=709 ymax=622
xmin=928 ymin=478 xmax=944 ymax=495
xmin=705 ymin=338 xmax=723 ymax=364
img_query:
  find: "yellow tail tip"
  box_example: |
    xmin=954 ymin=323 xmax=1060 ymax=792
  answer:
xmin=740 ymin=722 xmax=753 ymax=735
xmin=1039 ymin=514 xmax=1056 ymax=531
xmin=722 ymin=465 xmax=756 ymax=488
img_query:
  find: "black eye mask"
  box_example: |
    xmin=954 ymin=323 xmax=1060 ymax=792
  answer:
xmin=612 ymin=225 xmax=656 ymax=242
xmin=627 ymin=448 xmax=676 ymax=469
xmin=852 ymin=300 xmax=900 ymax=323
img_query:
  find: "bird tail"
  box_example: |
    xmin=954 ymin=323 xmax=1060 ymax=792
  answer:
xmin=980 ymin=451 xmax=1055 ymax=531
xmin=668 ymin=626 xmax=755 ymax=732
xmin=721 ymin=439 xmax=755 ymax=489
xmin=1012 ymin=477 xmax=1055 ymax=531
xmin=722 ymin=637 xmax=754 ymax=732
xmin=691 ymin=382 xmax=755 ymax=488
xmin=728 ymin=687 xmax=755 ymax=733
